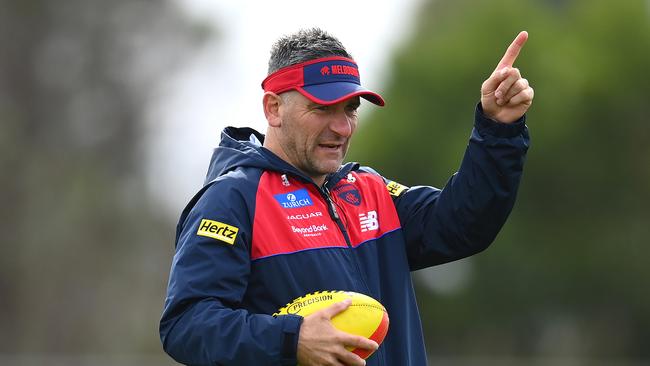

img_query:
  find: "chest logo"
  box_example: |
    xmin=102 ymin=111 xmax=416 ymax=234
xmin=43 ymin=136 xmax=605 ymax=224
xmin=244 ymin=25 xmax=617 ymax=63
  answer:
xmin=274 ymin=188 xmax=314 ymax=209
xmin=334 ymin=183 xmax=362 ymax=206
xmin=359 ymin=210 xmax=379 ymax=232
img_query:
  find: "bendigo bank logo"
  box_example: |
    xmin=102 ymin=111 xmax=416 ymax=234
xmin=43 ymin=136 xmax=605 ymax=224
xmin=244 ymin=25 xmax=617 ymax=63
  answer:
xmin=274 ymin=188 xmax=314 ymax=209
xmin=196 ymin=218 xmax=239 ymax=245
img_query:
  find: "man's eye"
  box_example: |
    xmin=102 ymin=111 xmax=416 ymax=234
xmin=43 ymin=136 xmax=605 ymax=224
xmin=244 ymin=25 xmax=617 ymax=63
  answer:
xmin=315 ymin=105 xmax=329 ymax=111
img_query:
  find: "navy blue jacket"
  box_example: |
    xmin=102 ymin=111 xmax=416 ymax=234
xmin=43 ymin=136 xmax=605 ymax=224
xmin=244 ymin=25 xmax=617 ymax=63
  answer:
xmin=160 ymin=104 xmax=529 ymax=365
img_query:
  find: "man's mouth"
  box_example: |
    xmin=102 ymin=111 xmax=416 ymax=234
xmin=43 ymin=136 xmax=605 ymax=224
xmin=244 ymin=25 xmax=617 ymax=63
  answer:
xmin=318 ymin=143 xmax=343 ymax=150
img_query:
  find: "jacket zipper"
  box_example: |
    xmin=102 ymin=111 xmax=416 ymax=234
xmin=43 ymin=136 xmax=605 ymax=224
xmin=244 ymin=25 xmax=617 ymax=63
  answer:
xmin=321 ymin=184 xmax=372 ymax=294
xmin=321 ymin=186 xmax=348 ymax=240
xmin=322 ymin=183 xmax=384 ymax=366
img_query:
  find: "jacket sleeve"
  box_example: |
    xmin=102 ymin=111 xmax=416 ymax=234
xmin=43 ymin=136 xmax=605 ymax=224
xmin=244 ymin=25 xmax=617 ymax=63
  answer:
xmin=159 ymin=176 xmax=303 ymax=365
xmin=390 ymin=103 xmax=530 ymax=270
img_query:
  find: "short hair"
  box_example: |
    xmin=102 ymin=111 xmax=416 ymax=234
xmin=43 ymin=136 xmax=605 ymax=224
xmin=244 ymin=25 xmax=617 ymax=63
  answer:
xmin=267 ymin=28 xmax=352 ymax=75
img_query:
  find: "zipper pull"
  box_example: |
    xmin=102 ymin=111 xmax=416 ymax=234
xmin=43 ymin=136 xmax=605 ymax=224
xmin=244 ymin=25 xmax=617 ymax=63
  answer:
xmin=322 ymin=187 xmax=340 ymax=221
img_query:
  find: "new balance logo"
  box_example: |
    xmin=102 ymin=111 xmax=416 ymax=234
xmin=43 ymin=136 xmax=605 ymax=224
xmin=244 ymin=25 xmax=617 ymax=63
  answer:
xmin=359 ymin=210 xmax=379 ymax=232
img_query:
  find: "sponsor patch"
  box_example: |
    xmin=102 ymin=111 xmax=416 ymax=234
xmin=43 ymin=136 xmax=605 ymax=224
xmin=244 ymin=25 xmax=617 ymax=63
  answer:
xmin=287 ymin=211 xmax=324 ymax=220
xmin=386 ymin=181 xmax=408 ymax=197
xmin=359 ymin=210 xmax=379 ymax=232
xmin=197 ymin=219 xmax=239 ymax=245
xmin=291 ymin=224 xmax=328 ymax=237
xmin=274 ymin=188 xmax=314 ymax=209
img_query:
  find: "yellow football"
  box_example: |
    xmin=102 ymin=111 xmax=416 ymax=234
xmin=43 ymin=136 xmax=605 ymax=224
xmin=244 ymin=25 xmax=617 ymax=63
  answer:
xmin=274 ymin=290 xmax=389 ymax=359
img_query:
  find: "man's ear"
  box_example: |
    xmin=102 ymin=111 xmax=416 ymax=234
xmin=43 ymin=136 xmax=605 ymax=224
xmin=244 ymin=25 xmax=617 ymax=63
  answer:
xmin=263 ymin=92 xmax=283 ymax=127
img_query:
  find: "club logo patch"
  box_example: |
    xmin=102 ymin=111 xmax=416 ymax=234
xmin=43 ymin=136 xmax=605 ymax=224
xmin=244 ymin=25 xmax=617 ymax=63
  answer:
xmin=320 ymin=66 xmax=330 ymax=75
xmin=197 ymin=219 xmax=239 ymax=245
xmin=274 ymin=188 xmax=314 ymax=209
xmin=334 ymin=183 xmax=362 ymax=206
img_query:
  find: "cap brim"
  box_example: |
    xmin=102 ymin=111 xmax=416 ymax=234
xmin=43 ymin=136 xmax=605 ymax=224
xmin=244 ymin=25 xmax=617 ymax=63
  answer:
xmin=299 ymin=82 xmax=385 ymax=106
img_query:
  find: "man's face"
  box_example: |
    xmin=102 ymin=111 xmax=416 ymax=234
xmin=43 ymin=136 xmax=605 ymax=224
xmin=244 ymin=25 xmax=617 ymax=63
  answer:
xmin=276 ymin=92 xmax=360 ymax=182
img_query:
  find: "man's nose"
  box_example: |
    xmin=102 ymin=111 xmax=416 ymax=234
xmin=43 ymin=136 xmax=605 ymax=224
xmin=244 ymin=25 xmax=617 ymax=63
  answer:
xmin=329 ymin=111 xmax=354 ymax=137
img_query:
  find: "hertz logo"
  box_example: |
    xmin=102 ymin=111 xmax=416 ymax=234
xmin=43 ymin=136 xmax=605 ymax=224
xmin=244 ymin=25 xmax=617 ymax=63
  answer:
xmin=386 ymin=181 xmax=408 ymax=197
xmin=196 ymin=219 xmax=239 ymax=245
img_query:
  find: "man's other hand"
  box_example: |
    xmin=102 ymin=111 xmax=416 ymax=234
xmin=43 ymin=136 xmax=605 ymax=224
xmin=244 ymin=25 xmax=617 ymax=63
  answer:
xmin=481 ymin=31 xmax=535 ymax=123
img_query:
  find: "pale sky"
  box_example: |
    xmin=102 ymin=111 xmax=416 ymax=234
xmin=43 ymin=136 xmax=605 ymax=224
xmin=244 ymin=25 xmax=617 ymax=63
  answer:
xmin=145 ymin=0 xmax=424 ymax=216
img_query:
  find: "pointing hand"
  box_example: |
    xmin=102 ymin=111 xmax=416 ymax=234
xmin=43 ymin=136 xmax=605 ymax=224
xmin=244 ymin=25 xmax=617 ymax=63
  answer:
xmin=480 ymin=31 xmax=535 ymax=123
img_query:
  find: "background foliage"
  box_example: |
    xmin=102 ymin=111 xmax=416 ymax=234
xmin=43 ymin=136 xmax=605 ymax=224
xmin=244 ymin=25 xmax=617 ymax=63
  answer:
xmin=0 ymin=0 xmax=209 ymax=363
xmin=350 ymin=0 xmax=650 ymax=361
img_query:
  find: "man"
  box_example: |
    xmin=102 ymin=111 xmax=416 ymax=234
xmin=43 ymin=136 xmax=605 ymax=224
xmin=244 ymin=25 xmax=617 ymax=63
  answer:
xmin=160 ymin=28 xmax=533 ymax=366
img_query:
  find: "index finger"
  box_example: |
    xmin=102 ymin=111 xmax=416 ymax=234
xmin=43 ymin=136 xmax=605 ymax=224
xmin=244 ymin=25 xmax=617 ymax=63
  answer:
xmin=495 ymin=31 xmax=528 ymax=71
xmin=318 ymin=299 xmax=352 ymax=319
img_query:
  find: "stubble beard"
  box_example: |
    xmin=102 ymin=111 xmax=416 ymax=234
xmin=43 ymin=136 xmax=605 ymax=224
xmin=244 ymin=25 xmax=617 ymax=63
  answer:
xmin=305 ymin=140 xmax=349 ymax=178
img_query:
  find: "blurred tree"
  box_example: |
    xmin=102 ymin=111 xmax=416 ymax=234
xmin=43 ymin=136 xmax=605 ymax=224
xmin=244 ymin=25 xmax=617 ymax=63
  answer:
xmin=0 ymin=0 xmax=212 ymax=357
xmin=350 ymin=0 xmax=650 ymax=360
